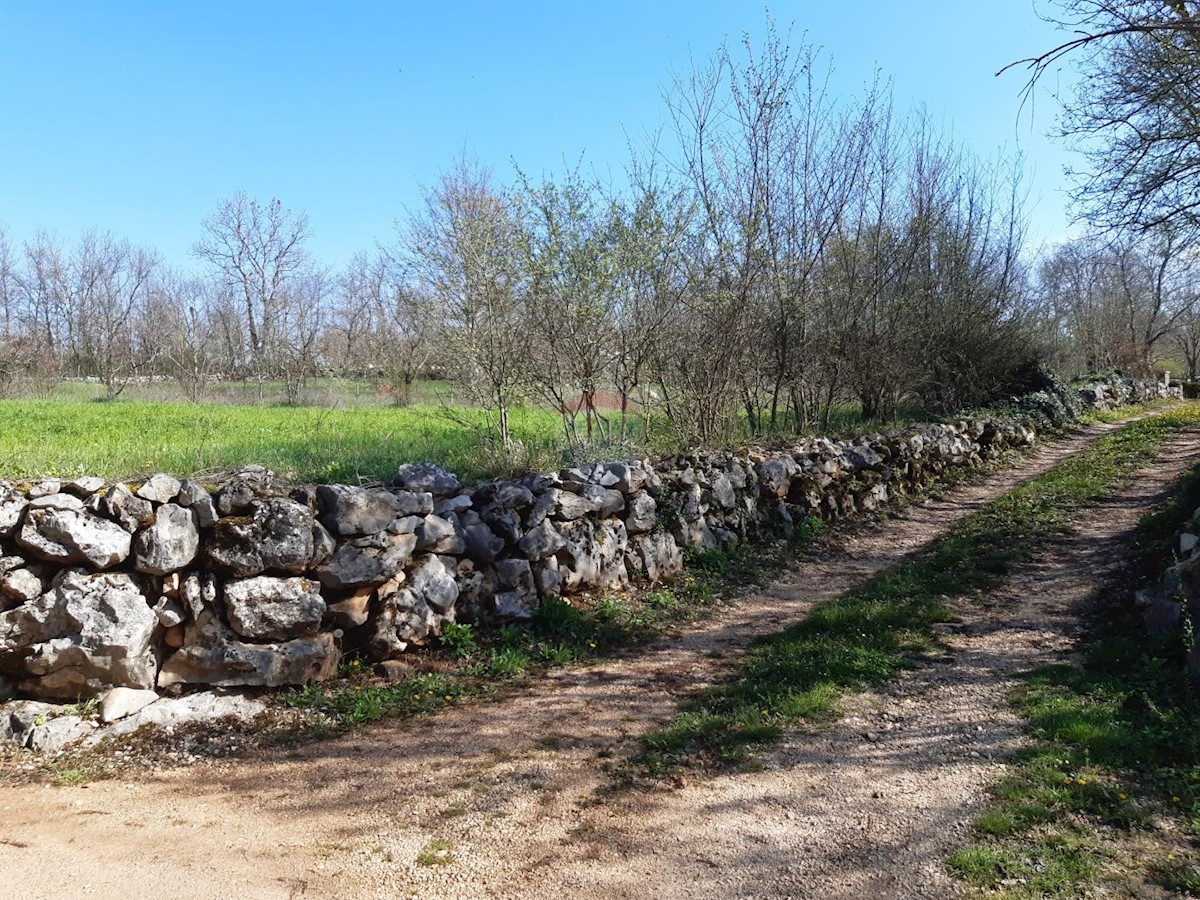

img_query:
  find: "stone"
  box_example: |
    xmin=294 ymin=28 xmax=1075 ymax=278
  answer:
xmin=843 ymin=445 xmax=883 ymax=470
xmin=191 ymin=495 xmax=219 ymax=529
xmin=476 ymin=482 xmax=534 ymax=510
xmin=375 ymin=659 xmax=414 ymax=681
xmin=417 ymin=514 xmax=464 ymax=553
xmin=633 ymin=532 xmax=684 ymax=582
xmin=1 ymin=569 xmax=157 ymax=699
xmin=5 ymin=700 xmax=57 ymax=743
xmin=99 ymin=686 xmax=160 ymax=723
xmin=223 ymin=576 xmax=325 ymax=641
xmin=180 ymin=573 xmax=215 ymax=621
xmin=157 ymin=610 xmax=338 ymax=688
xmin=27 ymin=480 xmax=61 ymax=499
xmin=325 ymin=589 xmax=373 ymax=629
xmin=493 ymin=590 xmax=539 ymax=621
xmin=592 ymin=486 xmax=625 ymax=518
xmin=523 ymin=490 xmax=557 ymax=529
xmin=28 ymin=492 xmax=85 ymax=511
xmin=205 ymin=498 xmax=318 ymax=577
xmin=556 ymin=518 xmax=629 ymax=593
xmin=26 ymin=714 xmax=93 ymax=752
xmin=136 ymin=473 xmax=181 ymax=504
xmin=163 ymin=624 xmax=185 ymax=648
xmin=406 ymin=555 xmax=460 ymax=614
xmin=90 ymin=691 xmax=267 ymax=743
xmin=213 ymin=466 xmax=280 ymax=516
xmin=1182 ymin=532 xmax=1199 ymax=556
xmin=0 ymin=485 xmax=27 ymax=537
xmin=152 ymin=596 xmax=187 ymax=628
xmin=317 ymin=484 xmax=406 ymax=537
xmin=491 ymin=558 xmax=537 ymax=621
xmin=310 ymin=520 xmax=336 ymax=568
xmin=518 ymin=520 xmax=566 ymax=560
xmin=482 ymin=507 xmax=522 ymax=544
xmin=63 ymin=476 xmax=105 ymax=497
xmin=532 ymin=557 xmax=564 ymax=596
xmin=393 ymin=490 xmax=435 ymax=517
xmin=17 ymin=507 xmax=132 ymax=570
xmin=756 ymin=456 xmax=800 ymax=498
xmin=709 ymin=473 xmax=736 ymax=510
xmin=554 ymin=488 xmax=599 ymax=521
xmin=176 ymin=479 xmax=210 ymax=507
xmin=394 ymin=462 xmax=462 ymax=497
xmin=132 ymin=503 xmax=200 ymax=575
xmin=100 ymin=483 xmax=155 ymax=532
xmin=624 ymin=491 xmax=658 ymax=534
xmin=315 ymin=533 xmax=417 ymax=591
xmin=1 ymin=566 xmax=44 ymax=606
xmin=463 ymin=521 xmax=504 ymax=563
xmin=388 ymin=515 xmax=424 ymax=535
xmin=435 ymin=494 xmax=473 ymax=515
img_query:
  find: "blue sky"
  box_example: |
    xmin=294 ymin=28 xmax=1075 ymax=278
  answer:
xmin=0 ymin=2 xmax=1077 ymax=271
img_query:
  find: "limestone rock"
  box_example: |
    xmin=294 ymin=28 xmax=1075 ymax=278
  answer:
xmin=325 ymin=589 xmax=373 ymax=629
xmin=223 ymin=575 xmax=325 ymax=641
xmin=0 ymin=561 xmax=45 ymax=607
xmin=394 ymin=462 xmax=462 ymax=497
xmin=407 ymin=555 xmax=460 ymax=614
xmin=91 ymin=691 xmax=266 ymax=743
xmin=315 ymin=533 xmax=417 ymax=591
xmin=100 ymin=483 xmax=155 ymax=532
xmin=492 ymin=558 xmax=537 ymax=621
xmin=317 ymin=484 xmax=406 ymax=537
xmin=63 ymin=476 xmax=105 ymax=497
xmin=1 ymin=569 xmax=157 ymax=699
xmin=0 ymin=485 xmax=27 ymax=537
xmin=16 ymin=508 xmax=132 ymax=570
xmin=213 ymin=466 xmax=280 ymax=516
xmin=519 ymin=520 xmax=566 ymax=560
xmin=205 ymin=498 xmax=318 ymax=577
xmin=132 ymin=503 xmax=200 ymax=575
xmin=28 ymin=492 xmax=85 ymax=512
xmin=624 ymin=492 xmax=658 ymax=534
xmin=99 ymin=686 xmax=160 ymax=723
xmin=633 ymin=532 xmax=684 ymax=583
xmin=136 ymin=473 xmax=181 ymax=504
xmin=157 ymin=609 xmax=338 ymax=688
xmin=556 ymin=518 xmax=629 ymax=593
xmin=457 ymin=520 xmax=501 ymax=564
xmin=26 ymin=714 xmax=93 ymax=752
xmin=417 ymin=514 xmax=465 ymax=554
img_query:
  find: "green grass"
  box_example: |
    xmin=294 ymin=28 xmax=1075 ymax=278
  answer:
xmin=635 ymin=405 xmax=1200 ymax=777
xmin=949 ymin=451 xmax=1200 ymax=898
xmin=0 ymin=398 xmax=566 ymax=483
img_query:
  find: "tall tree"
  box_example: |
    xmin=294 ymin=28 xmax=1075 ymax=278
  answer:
xmin=1006 ymin=1 xmax=1200 ymax=230
xmin=193 ymin=192 xmax=312 ymax=387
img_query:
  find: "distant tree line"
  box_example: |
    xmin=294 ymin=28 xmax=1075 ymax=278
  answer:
xmin=1 ymin=21 xmax=1196 ymax=452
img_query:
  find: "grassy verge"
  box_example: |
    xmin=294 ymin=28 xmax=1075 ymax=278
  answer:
xmin=636 ymin=405 xmax=1200 ymax=778
xmin=948 ymin=464 xmax=1200 ymax=897
xmin=281 ymin=534 xmax=821 ymax=735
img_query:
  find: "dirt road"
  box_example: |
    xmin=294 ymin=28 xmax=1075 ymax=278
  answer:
xmin=3 ymin=418 xmax=1196 ymax=900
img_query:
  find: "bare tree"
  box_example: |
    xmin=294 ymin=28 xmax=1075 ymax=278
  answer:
xmin=403 ymin=159 xmax=527 ymax=448
xmin=193 ymin=193 xmax=312 ymax=394
xmin=1004 ymin=1 xmax=1200 ymax=231
xmin=67 ymin=232 xmax=159 ymax=399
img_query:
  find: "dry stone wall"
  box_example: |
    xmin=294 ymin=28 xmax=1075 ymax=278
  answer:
xmin=0 ymin=375 xmax=1183 ymax=714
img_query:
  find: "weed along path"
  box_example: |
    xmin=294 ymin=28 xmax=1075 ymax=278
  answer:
xmin=1 ymin=411 xmax=1198 ymax=900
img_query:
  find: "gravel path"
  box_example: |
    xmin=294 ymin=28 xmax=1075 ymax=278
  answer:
xmin=2 ymin=417 xmax=1195 ymax=900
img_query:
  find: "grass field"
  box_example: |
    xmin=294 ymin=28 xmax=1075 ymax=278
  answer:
xmin=0 ymin=399 xmax=568 ymax=484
